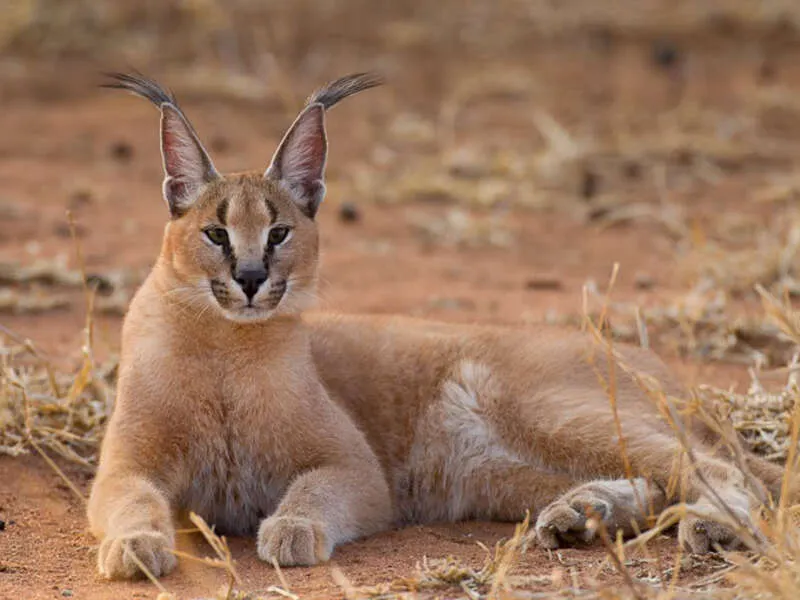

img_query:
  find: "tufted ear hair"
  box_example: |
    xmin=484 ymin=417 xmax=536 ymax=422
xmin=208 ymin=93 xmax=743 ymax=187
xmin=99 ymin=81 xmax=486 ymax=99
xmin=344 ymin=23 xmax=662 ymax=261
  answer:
xmin=264 ymin=72 xmax=384 ymax=219
xmin=103 ymin=72 xmax=220 ymax=217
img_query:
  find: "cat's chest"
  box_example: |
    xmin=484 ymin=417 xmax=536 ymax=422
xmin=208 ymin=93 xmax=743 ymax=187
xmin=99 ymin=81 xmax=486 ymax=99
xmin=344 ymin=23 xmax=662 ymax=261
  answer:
xmin=182 ymin=426 xmax=291 ymax=535
xmin=180 ymin=390 xmax=293 ymax=536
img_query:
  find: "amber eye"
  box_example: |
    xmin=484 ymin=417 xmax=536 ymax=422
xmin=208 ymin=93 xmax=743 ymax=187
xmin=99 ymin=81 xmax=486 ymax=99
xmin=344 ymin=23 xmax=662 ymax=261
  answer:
xmin=268 ymin=226 xmax=290 ymax=246
xmin=205 ymin=227 xmax=229 ymax=246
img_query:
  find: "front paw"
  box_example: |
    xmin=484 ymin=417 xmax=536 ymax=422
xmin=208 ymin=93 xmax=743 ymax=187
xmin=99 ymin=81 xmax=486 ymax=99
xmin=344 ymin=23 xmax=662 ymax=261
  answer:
xmin=98 ymin=530 xmax=177 ymax=580
xmin=535 ymin=494 xmax=611 ymax=549
xmin=677 ymin=503 xmax=752 ymax=554
xmin=257 ymin=516 xmax=332 ymax=567
xmin=678 ymin=515 xmax=742 ymax=553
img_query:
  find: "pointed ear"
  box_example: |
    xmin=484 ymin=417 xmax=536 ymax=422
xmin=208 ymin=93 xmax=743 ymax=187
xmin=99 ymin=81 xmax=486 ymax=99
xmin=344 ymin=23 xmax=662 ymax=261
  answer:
xmin=102 ymin=73 xmax=220 ymax=217
xmin=265 ymin=104 xmax=327 ymax=219
xmin=160 ymin=105 xmax=219 ymax=217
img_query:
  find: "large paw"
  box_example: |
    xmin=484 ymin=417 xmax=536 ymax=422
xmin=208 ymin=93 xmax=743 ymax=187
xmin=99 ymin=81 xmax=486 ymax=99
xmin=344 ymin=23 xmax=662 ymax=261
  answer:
xmin=678 ymin=515 xmax=742 ymax=553
xmin=257 ymin=516 xmax=332 ymax=567
xmin=677 ymin=501 xmax=752 ymax=554
xmin=535 ymin=493 xmax=612 ymax=549
xmin=98 ymin=530 xmax=177 ymax=580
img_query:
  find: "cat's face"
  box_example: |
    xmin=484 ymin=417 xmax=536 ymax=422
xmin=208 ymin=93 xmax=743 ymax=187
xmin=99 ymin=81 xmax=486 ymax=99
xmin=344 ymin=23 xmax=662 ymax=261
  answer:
xmin=105 ymin=72 xmax=380 ymax=323
xmin=164 ymin=174 xmax=318 ymax=322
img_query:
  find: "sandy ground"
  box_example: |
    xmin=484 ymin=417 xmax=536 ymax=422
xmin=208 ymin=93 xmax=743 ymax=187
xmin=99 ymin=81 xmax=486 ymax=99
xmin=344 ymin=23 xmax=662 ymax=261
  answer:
xmin=3 ymin=25 xmax=800 ymax=598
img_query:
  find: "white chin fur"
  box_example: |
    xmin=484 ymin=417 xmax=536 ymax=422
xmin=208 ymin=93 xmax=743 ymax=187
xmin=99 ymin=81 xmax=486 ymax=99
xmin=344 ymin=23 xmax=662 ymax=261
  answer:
xmin=222 ymin=307 xmax=276 ymax=323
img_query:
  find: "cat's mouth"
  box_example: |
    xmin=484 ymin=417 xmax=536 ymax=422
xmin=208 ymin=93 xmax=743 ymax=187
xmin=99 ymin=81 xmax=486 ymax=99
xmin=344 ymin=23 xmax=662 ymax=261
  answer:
xmin=212 ymin=280 xmax=287 ymax=323
xmin=225 ymin=304 xmax=276 ymax=323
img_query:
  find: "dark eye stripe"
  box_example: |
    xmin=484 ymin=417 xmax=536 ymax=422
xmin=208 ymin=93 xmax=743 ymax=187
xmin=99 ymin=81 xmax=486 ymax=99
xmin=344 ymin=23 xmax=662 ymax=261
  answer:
xmin=265 ymin=199 xmax=277 ymax=223
xmin=216 ymin=199 xmax=229 ymax=225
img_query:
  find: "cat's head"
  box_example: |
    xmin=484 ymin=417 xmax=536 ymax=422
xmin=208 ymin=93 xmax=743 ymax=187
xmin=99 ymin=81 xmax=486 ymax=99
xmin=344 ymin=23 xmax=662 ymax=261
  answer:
xmin=106 ymin=72 xmax=381 ymax=323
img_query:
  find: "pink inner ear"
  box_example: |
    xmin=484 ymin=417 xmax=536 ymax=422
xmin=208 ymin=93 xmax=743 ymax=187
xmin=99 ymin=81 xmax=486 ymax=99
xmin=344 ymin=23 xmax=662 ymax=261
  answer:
xmin=160 ymin=107 xmax=208 ymax=181
xmin=278 ymin=106 xmax=326 ymax=185
xmin=162 ymin=126 xmax=184 ymax=176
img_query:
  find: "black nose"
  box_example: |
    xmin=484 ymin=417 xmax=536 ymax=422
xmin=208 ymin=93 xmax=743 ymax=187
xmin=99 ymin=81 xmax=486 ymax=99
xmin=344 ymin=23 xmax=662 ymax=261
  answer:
xmin=234 ymin=268 xmax=267 ymax=301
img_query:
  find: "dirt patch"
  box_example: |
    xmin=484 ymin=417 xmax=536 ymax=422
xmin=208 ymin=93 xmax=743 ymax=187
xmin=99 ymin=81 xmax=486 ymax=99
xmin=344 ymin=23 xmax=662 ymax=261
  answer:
xmin=1 ymin=456 xmax=731 ymax=600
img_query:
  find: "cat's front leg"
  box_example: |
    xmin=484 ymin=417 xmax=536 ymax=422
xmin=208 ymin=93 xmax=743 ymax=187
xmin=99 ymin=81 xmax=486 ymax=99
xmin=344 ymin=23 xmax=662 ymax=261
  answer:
xmin=257 ymin=459 xmax=392 ymax=566
xmin=89 ymin=473 xmax=177 ymax=579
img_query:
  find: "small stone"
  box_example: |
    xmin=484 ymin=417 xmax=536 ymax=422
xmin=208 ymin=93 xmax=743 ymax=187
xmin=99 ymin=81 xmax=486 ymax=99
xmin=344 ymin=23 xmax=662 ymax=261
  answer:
xmin=622 ymin=160 xmax=642 ymax=180
xmin=0 ymin=520 xmax=5 ymax=531
xmin=61 ymin=590 xmax=73 ymax=597
xmin=109 ymin=140 xmax=134 ymax=162
xmin=585 ymin=205 xmax=610 ymax=222
xmin=338 ymin=202 xmax=361 ymax=223
xmin=758 ymin=60 xmax=776 ymax=83
xmin=652 ymin=40 xmax=680 ymax=69
xmin=86 ymin=274 xmax=115 ymax=296
xmin=580 ymin=169 xmax=598 ymax=199
xmin=68 ymin=188 xmax=94 ymax=209
xmin=634 ymin=273 xmax=655 ymax=290
xmin=210 ymin=135 xmax=230 ymax=154
xmin=525 ymin=276 xmax=563 ymax=291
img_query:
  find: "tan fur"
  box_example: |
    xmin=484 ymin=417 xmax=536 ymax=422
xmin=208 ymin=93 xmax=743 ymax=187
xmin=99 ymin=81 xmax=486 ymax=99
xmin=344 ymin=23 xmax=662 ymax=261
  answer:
xmin=89 ymin=74 xmax=790 ymax=580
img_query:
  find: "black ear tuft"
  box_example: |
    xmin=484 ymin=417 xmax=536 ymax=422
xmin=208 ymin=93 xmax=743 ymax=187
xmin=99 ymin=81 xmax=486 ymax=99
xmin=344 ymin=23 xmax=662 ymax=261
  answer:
xmin=306 ymin=72 xmax=384 ymax=110
xmin=264 ymin=72 xmax=384 ymax=219
xmin=103 ymin=71 xmax=220 ymax=217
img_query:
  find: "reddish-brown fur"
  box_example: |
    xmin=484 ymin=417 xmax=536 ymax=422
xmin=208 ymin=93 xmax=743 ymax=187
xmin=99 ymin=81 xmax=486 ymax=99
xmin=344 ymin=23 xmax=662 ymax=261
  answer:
xmin=88 ymin=73 xmax=788 ymax=580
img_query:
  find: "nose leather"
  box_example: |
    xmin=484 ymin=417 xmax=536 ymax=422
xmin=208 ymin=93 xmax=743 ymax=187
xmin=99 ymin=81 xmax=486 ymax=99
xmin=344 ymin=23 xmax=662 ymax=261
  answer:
xmin=234 ymin=268 xmax=267 ymax=301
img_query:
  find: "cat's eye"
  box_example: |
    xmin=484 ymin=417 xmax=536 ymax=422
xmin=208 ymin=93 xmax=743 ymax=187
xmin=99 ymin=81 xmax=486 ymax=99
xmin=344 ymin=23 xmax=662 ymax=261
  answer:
xmin=205 ymin=227 xmax=229 ymax=246
xmin=268 ymin=226 xmax=290 ymax=246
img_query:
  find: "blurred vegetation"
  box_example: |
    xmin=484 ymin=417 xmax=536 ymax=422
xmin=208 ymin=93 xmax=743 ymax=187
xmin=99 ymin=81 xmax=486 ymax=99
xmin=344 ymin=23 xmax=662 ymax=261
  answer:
xmin=4 ymin=1 xmax=800 ymax=73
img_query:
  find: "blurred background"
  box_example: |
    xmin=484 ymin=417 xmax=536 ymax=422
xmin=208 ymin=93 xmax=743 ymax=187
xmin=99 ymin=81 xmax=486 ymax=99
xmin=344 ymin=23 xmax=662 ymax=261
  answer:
xmin=3 ymin=1 xmax=800 ymax=379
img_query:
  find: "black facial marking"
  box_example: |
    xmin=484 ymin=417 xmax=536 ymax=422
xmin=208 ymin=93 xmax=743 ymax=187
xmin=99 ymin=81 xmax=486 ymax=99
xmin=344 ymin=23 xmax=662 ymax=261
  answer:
xmin=265 ymin=199 xmax=277 ymax=223
xmin=267 ymin=279 xmax=287 ymax=307
xmin=262 ymin=244 xmax=273 ymax=272
xmin=224 ymin=243 xmax=237 ymax=277
xmin=216 ymin=199 xmax=229 ymax=225
xmin=170 ymin=204 xmax=189 ymax=220
xmin=210 ymin=278 xmax=230 ymax=307
xmin=221 ymin=236 xmax=235 ymax=260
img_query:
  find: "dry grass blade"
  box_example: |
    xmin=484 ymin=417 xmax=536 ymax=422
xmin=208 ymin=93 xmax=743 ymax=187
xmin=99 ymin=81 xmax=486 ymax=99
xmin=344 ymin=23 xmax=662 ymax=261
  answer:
xmin=125 ymin=546 xmax=171 ymax=595
xmin=346 ymin=513 xmax=533 ymax=599
xmin=756 ymin=285 xmax=800 ymax=346
xmin=269 ymin=557 xmax=295 ymax=599
xmin=169 ymin=512 xmax=240 ymax=599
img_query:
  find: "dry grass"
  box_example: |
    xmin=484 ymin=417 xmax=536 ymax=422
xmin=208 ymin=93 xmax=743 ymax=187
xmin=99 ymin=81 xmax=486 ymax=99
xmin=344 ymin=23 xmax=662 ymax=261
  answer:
xmin=0 ymin=322 xmax=114 ymax=468
xmin=0 ymin=258 xmax=141 ymax=315
xmin=5 ymin=270 xmax=800 ymax=599
xmin=571 ymin=268 xmax=800 ymax=600
xmin=5 ymin=1 xmax=800 ymax=64
xmin=545 ymin=278 xmax=796 ymax=368
xmin=408 ymin=208 xmax=515 ymax=249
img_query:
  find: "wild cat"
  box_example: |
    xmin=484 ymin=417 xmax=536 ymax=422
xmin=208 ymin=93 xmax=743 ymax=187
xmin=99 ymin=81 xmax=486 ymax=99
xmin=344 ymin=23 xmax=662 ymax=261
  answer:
xmin=88 ymin=71 xmax=789 ymax=580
